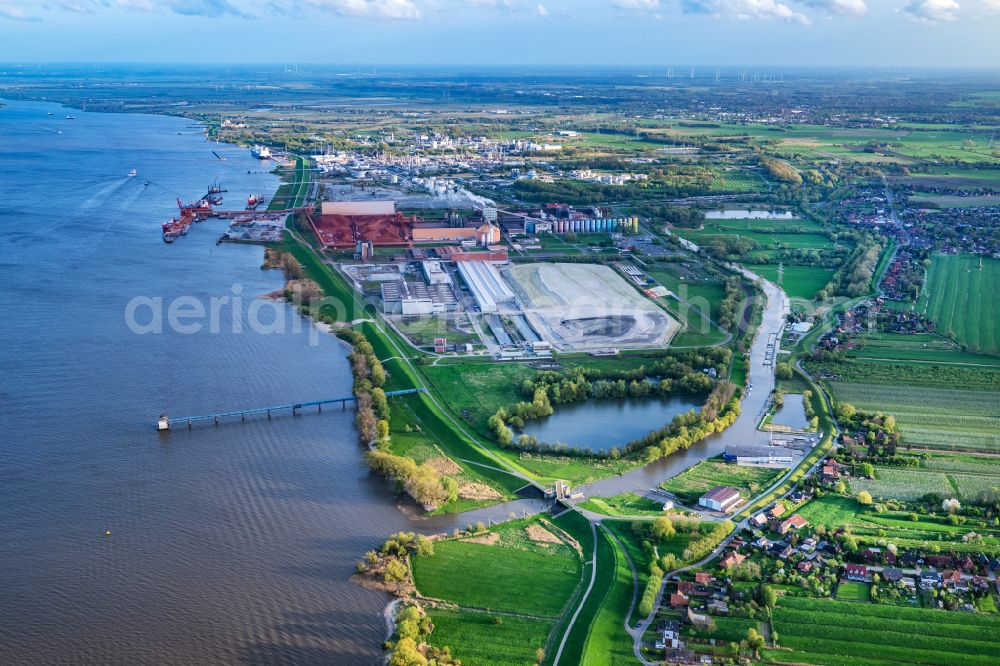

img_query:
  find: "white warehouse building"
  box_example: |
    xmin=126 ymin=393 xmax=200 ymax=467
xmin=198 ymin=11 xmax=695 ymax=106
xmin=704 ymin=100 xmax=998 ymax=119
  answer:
xmin=457 ymin=261 xmax=515 ymax=314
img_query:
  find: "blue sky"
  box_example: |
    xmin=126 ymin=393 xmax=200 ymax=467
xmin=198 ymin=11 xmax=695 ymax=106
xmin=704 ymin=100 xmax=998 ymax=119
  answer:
xmin=0 ymin=0 xmax=998 ymax=66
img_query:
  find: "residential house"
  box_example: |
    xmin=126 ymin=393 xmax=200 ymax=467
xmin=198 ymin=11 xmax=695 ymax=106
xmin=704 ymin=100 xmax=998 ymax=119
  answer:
xmin=774 ymin=514 xmax=808 ymax=535
xmin=844 ymin=563 xmax=870 ymax=582
xmin=883 ymin=567 xmax=904 ymax=583
xmin=655 ymin=621 xmax=683 ymax=650
xmin=670 ymin=592 xmax=690 ymax=608
xmin=686 ymin=608 xmax=712 ymax=628
xmin=920 ymin=570 xmax=942 ymax=589
xmin=707 ymin=599 xmax=729 ymax=615
xmin=695 ymin=572 xmax=715 ymax=585
xmin=720 ymin=552 xmax=747 ymax=570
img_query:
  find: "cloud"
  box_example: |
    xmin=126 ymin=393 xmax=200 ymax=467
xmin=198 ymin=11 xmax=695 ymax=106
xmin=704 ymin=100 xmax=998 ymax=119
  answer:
xmin=169 ymin=0 xmax=249 ymax=17
xmin=900 ymin=0 xmax=960 ymax=20
xmin=536 ymin=2 xmax=547 ymax=15
xmin=302 ymin=0 xmax=421 ymax=19
xmin=0 ymin=3 xmax=35 ymax=19
xmin=682 ymin=0 xmax=811 ymax=24
xmin=983 ymin=0 xmax=1000 ymax=10
xmin=39 ymin=0 xmax=248 ymax=17
xmin=613 ymin=0 xmax=660 ymax=8
xmin=797 ymin=0 xmax=868 ymax=15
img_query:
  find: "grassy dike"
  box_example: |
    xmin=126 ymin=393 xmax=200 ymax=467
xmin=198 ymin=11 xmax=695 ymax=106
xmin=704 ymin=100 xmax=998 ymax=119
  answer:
xmin=277 ymin=229 xmax=540 ymax=503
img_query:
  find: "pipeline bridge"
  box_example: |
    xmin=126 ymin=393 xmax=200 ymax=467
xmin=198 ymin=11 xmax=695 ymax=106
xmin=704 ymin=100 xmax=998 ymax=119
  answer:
xmin=157 ymin=388 xmax=425 ymax=431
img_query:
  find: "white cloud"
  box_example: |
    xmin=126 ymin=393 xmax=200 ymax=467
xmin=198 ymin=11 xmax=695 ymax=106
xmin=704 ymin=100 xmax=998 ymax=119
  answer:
xmin=983 ymin=0 xmax=1000 ymax=10
xmin=682 ymin=0 xmax=811 ymax=24
xmin=797 ymin=0 xmax=868 ymax=15
xmin=613 ymin=0 xmax=661 ymax=8
xmin=302 ymin=0 xmax=421 ymax=19
xmin=536 ymin=2 xmax=548 ymax=14
xmin=901 ymin=0 xmax=960 ymax=20
xmin=0 ymin=3 xmax=34 ymax=19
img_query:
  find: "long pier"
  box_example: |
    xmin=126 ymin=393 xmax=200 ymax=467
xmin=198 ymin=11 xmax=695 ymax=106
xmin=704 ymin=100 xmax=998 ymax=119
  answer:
xmin=157 ymin=388 xmax=425 ymax=431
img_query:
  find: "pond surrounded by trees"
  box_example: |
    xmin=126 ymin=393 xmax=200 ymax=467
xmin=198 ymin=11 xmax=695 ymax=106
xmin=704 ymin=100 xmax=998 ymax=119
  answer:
xmin=520 ymin=394 xmax=702 ymax=454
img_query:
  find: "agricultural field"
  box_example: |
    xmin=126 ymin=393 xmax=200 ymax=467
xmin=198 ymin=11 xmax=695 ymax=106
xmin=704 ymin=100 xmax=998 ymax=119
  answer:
xmin=848 ymin=466 xmax=956 ymax=501
xmin=826 ymin=381 xmax=1000 ymax=452
xmin=917 ymin=253 xmax=1000 ymax=355
xmin=674 ymin=220 xmax=836 ymax=254
xmin=425 ymin=608 xmax=553 ymax=666
xmin=897 ymin=167 xmax=1000 ymax=189
xmin=711 ymin=168 xmax=769 ymax=193
xmin=410 ymin=517 xmax=583 ymax=616
xmin=908 ymin=193 xmax=1000 ymax=208
xmin=747 ymin=263 xmax=836 ymax=301
xmin=843 ymin=332 xmax=1000 ymax=367
xmin=849 ymin=453 xmax=1000 ymax=503
xmin=769 ymin=596 xmax=1000 ymax=666
xmin=794 ymin=495 xmax=1000 ymax=555
xmin=660 ymin=459 xmax=787 ymax=505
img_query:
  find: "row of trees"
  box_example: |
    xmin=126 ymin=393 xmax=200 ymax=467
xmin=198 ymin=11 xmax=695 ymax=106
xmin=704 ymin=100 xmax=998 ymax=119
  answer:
xmin=339 ymin=330 xmax=458 ymax=511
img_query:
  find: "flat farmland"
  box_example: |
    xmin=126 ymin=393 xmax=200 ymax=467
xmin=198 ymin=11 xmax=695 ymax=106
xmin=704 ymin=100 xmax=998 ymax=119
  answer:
xmin=660 ymin=459 xmax=786 ymax=504
xmin=769 ymin=597 xmax=1000 ymax=666
xmin=844 ymin=332 xmax=1000 ymax=367
xmin=848 ymin=466 xmax=956 ymax=501
xmin=829 ymin=381 xmax=1000 ymax=452
xmin=676 ymin=220 xmax=835 ymax=252
xmin=794 ymin=495 xmax=1000 ymax=554
xmin=747 ymin=264 xmax=835 ymax=301
xmin=909 ymin=193 xmax=1000 ymax=208
xmin=426 ymin=608 xmax=553 ymax=666
xmin=411 ymin=520 xmax=582 ymax=616
xmin=898 ymin=167 xmax=1000 ymax=189
xmin=918 ymin=253 xmax=1000 ymax=355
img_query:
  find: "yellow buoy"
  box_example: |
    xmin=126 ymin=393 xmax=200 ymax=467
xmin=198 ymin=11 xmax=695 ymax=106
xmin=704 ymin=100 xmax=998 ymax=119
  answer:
xmin=104 ymin=530 xmax=112 ymax=537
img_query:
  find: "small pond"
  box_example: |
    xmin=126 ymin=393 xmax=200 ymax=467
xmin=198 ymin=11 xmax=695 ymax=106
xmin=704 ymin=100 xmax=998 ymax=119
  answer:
xmin=520 ymin=394 xmax=702 ymax=453
xmin=705 ymin=209 xmax=799 ymax=220
xmin=771 ymin=393 xmax=811 ymax=430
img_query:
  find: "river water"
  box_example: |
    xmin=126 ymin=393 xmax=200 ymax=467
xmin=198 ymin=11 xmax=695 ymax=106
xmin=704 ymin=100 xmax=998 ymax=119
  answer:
xmin=0 ymin=99 xmax=545 ymax=666
xmin=0 ymin=99 xmax=793 ymax=664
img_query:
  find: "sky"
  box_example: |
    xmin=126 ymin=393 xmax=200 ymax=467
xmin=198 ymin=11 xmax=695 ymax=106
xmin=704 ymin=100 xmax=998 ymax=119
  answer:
xmin=0 ymin=0 xmax=998 ymax=67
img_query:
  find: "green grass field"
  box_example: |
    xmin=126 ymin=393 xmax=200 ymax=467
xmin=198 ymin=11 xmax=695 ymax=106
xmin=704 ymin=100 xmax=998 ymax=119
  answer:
xmin=675 ymin=222 xmax=835 ymax=253
xmin=579 ymin=526 xmax=636 ymax=666
xmin=411 ymin=519 xmax=583 ymax=617
xmin=748 ymin=264 xmax=836 ymax=301
xmin=660 ymin=459 xmax=786 ymax=504
xmin=918 ymin=254 xmax=1000 ymax=355
xmin=578 ymin=492 xmax=670 ymax=517
xmin=835 ymin=581 xmax=871 ymax=601
xmin=770 ymin=596 xmax=1000 ymax=666
xmin=426 ymin=608 xmax=553 ymax=666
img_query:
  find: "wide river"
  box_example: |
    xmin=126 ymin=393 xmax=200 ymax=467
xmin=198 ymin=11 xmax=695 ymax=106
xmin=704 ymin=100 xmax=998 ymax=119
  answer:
xmin=0 ymin=99 xmax=790 ymax=665
xmin=0 ymin=100 xmax=542 ymax=665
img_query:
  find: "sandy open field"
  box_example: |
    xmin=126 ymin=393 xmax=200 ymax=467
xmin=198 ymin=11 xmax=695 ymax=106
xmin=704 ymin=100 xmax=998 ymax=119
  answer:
xmin=503 ymin=263 xmax=679 ymax=350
